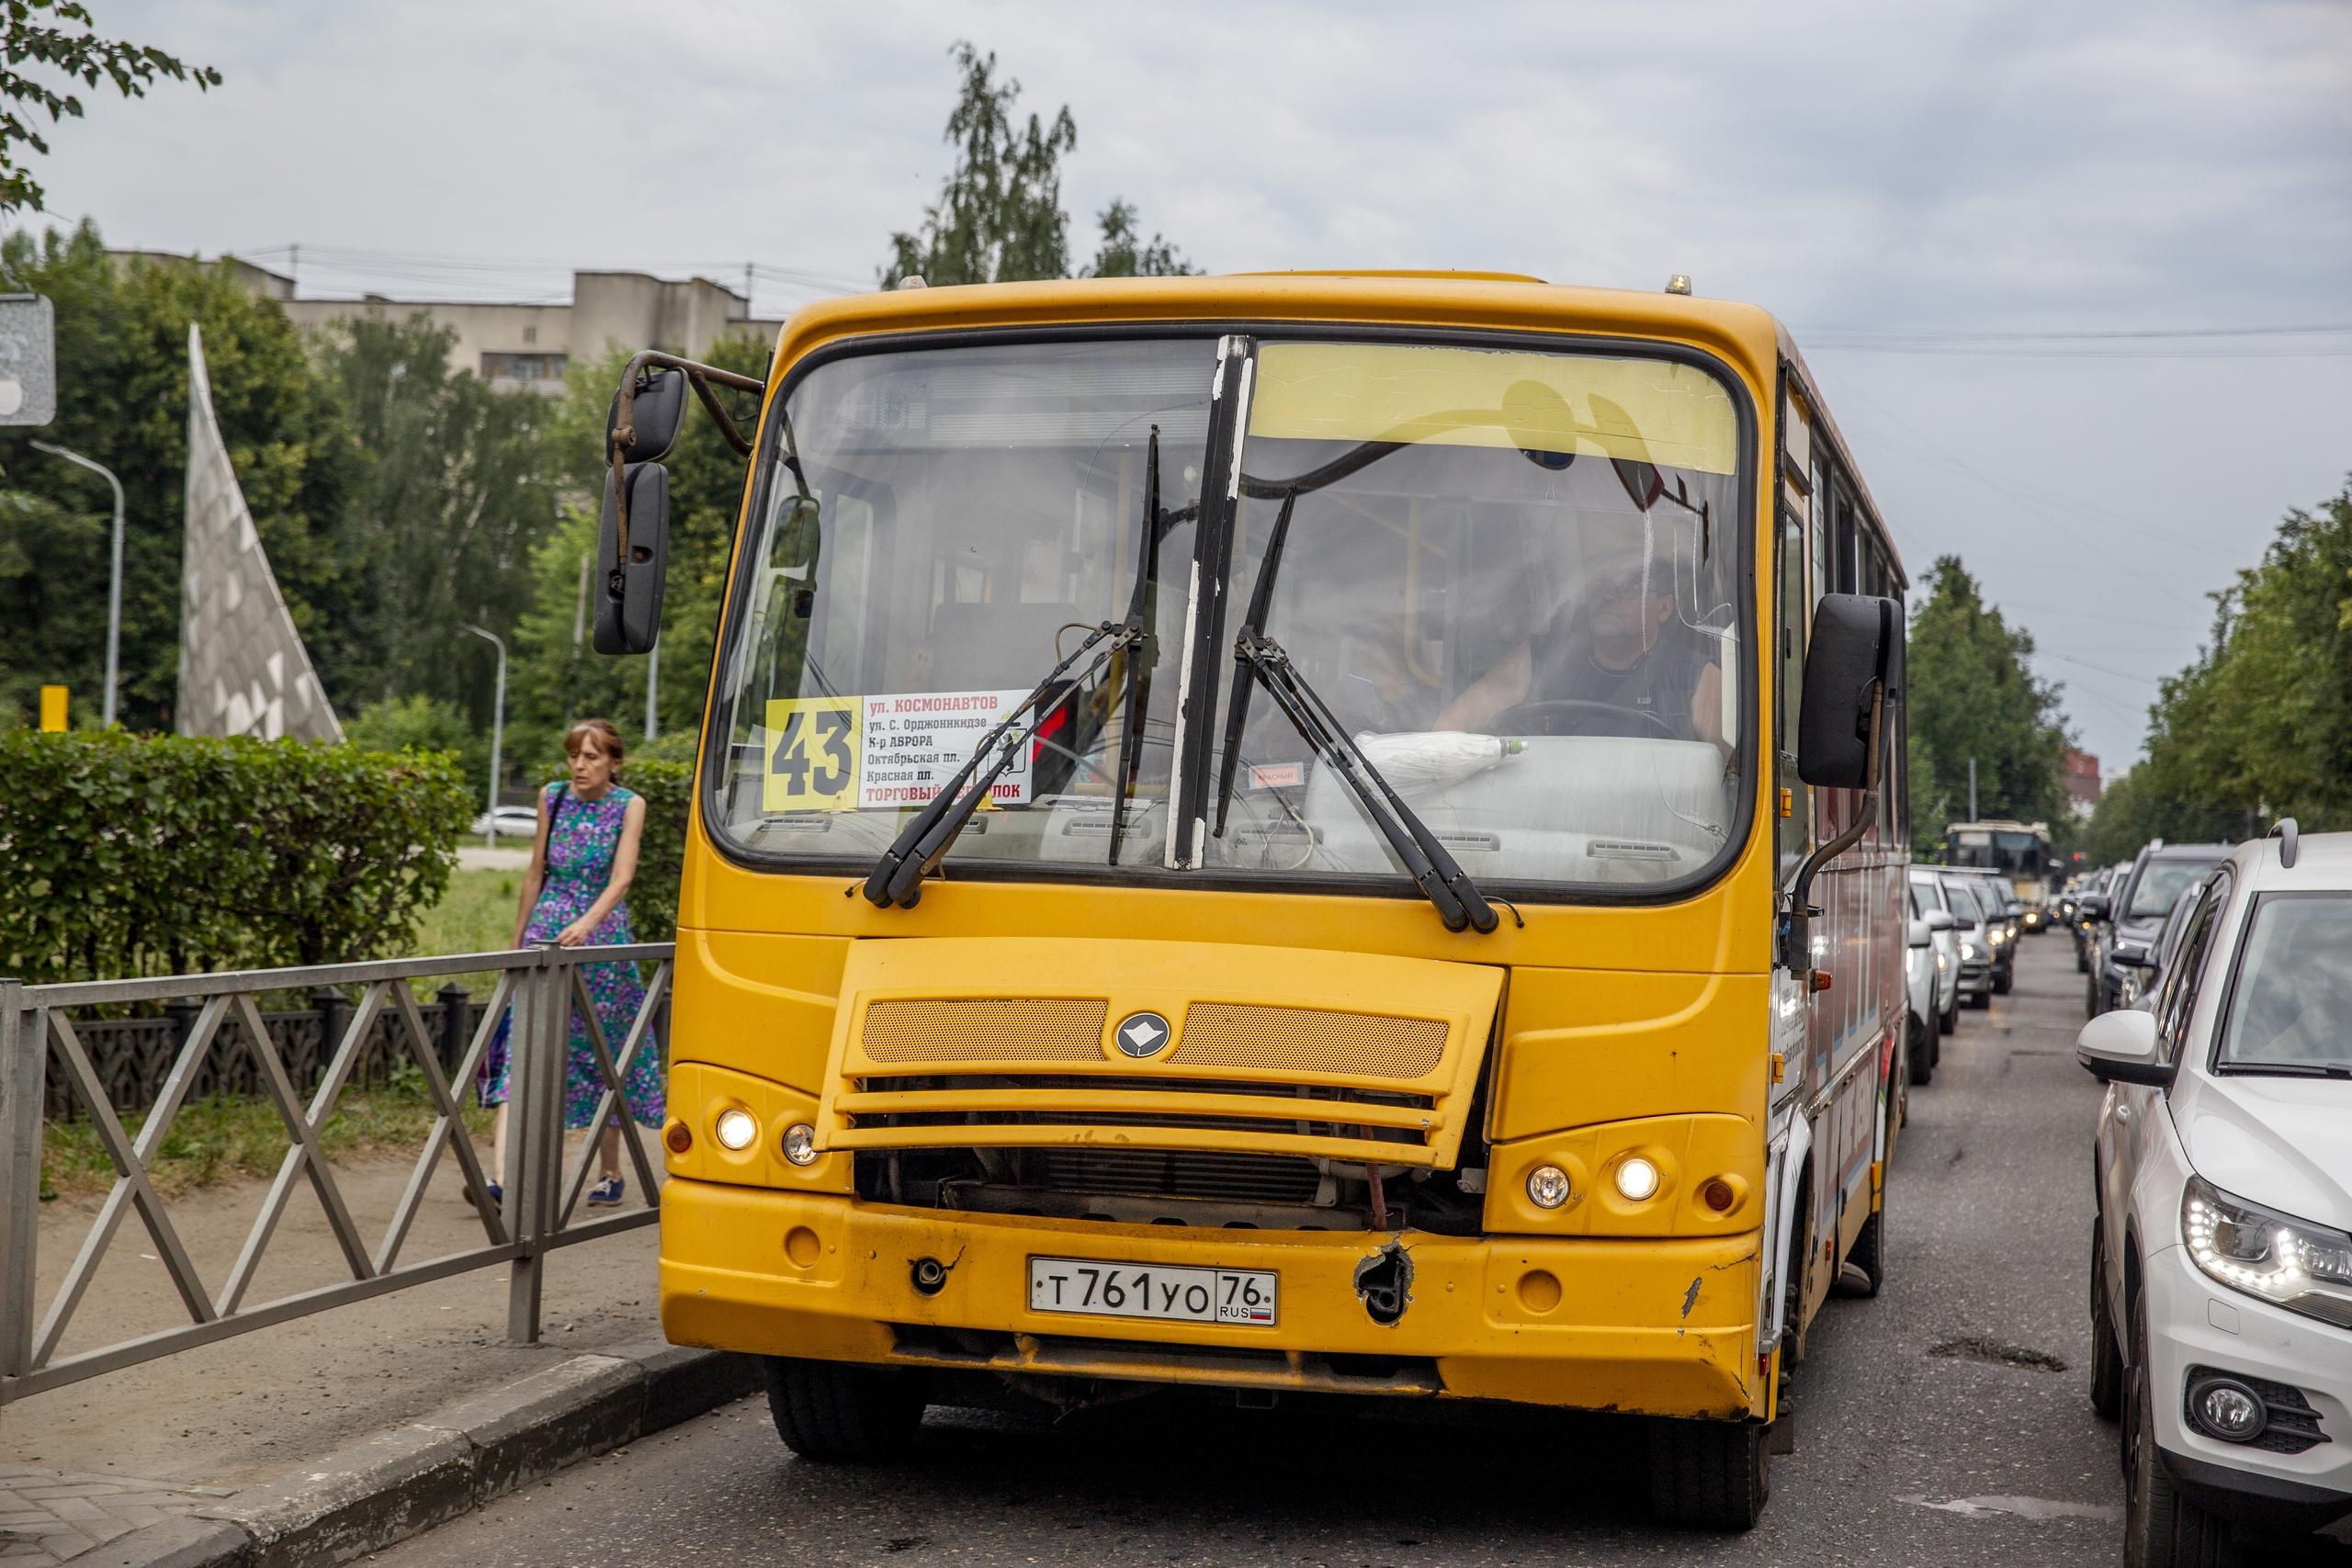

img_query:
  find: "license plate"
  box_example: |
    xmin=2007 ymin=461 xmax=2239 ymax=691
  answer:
xmin=1027 ymin=1256 xmax=1278 ymax=1326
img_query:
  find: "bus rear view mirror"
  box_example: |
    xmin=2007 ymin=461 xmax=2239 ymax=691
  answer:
xmin=607 ymin=367 xmax=690 ymax=464
xmin=1797 ymin=592 xmax=1902 ymax=790
xmin=594 ymin=462 xmax=670 ymax=656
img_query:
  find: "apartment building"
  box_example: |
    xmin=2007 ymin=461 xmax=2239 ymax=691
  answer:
xmin=111 ymin=252 xmax=788 ymax=392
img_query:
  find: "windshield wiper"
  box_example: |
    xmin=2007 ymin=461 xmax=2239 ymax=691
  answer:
xmin=2220 ymin=1061 xmax=2352 ymax=1079
xmin=1232 ymin=628 xmax=1498 ymax=934
xmin=861 ymin=622 xmax=1140 ymax=908
xmin=1211 ymin=437 xmax=1411 ymax=839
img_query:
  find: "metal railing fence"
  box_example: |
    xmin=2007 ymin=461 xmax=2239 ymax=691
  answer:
xmin=0 ymin=942 xmax=673 ymax=1407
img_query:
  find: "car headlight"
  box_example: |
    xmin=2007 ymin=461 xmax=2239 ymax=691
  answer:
xmin=1961 ymin=942 xmax=1982 ymax=961
xmin=1935 ymin=953 xmax=1949 ymax=972
xmin=2182 ymin=1176 xmax=2352 ymax=1328
xmin=1906 ymin=948 xmax=1921 ymax=977
xmin=1988 ymin=928 xmax=2007 ymax=947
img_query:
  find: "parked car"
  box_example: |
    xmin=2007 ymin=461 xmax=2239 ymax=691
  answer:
xmin=1909 ymin=871 xmax=1967 ymax=1035
xmin=1931 ymin=872 xmax=1998 ymax=1010
xmin=470 ymin=805 xmax=541 ymax=840
xmin=1905 ymin=895 xmax=1953 ymax=1085
xmin=2129 ymin=882 xmax=2207 ymax=1014
xmin=2077 ymin=824 xmax=2352 ymax=1562
xmin=2087 ymin=842 xmax=2233 ymax=1017
xmin=2076 ymin=862 xmax=2131 ymax=975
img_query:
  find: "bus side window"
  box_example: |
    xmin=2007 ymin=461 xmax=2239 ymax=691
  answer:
xmin=1777 ymin=502 xmax=1810 ymax=882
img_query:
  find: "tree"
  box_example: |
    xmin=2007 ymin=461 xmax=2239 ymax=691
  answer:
xmin=882 ymin=41 xmax=1193 ymax=287
xmin=314 ymin=312 xmax=559 ymax=724
xmin=0 ymin=2 xmax=220 ymax=213
xmin=344 ymin=693 xmax=488 ymax=796
xmin=1082 ymin=199 xmax=1197 ymax=278
xmin=0 ymin=221 xmax=361 ymax=730
xmin=2084 ymin=477 xmax=2352 ymax=856
xmin=1904 ymin=555 xmax=2072 ymax=855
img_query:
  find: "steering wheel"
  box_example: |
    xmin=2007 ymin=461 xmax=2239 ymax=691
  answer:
xmin=1489 ymin=698 xmax=1678 ymax=740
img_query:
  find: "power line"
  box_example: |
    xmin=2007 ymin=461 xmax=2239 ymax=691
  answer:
xmin=1801 ymin=321 xmax=2352 ymax=343
xmin=2032 ymin=649 xmax=2164 ymax=685
xmin=1798 ymin=321 xmax=2352 ymax=358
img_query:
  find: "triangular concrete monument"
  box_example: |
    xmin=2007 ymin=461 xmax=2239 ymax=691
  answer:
xmin=176 ymin=322 xmax=343 ymax=741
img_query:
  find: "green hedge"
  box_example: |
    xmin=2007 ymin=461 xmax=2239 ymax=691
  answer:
xmin=0 ymin=730 xmax=473 ymax=985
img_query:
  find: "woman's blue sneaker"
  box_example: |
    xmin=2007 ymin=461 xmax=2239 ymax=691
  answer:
xmin=469 ymin=1179 xmax=503 ymax=1208
xmin=587 ymin=1176 xmax=625 ymax=1207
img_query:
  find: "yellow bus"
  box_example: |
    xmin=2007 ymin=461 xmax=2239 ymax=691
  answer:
xmin=612 ymin=273 xmax=1911 ymax=1530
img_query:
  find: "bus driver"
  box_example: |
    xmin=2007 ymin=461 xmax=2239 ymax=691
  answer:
xmin=1436 ymin=521 xmax=1724 ymax=749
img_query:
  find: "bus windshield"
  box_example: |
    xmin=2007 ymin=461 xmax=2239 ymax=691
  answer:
xmin=704 ymin=334 xmax=1748 ymax=896
xmin=1950 ymin=828 xmax=2044 ymax=876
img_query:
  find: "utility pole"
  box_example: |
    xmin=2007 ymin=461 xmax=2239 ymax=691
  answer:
xmin=465 ymin=625 xmax=507 ymax=846
xmin=1968 ymin=758 xmax=1978 ymax=822
xmin=645 ymin=636 xmax=659 ymax=742
xmin=31 ymin=442 xmax=126 ymax=728
xmin=572 ymin=553 xmax=591 ymax=653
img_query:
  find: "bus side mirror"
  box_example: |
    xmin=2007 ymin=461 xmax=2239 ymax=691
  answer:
xmin=594 ymin=462 xmax=670 ymax=656
xmin=1796 ymin=593 xmax=1903 ymax=789
xmin=607 ymin=367 xmax=690 ymax=464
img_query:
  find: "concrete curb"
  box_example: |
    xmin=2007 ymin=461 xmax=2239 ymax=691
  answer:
xmin=95 ymin=1341 xmax=759 ymax=1568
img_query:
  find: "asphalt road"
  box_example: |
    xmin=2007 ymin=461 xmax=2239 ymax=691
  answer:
xmin=368 ymin=937 xmax=2341 ymax=1567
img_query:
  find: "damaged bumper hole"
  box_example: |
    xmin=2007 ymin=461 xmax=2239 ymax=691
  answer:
xmin=1353 ymin=1239 xmax=1414 ymax=1325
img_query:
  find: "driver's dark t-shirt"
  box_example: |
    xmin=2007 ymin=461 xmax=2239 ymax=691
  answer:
xmin=1524 ymin=616 xmax=1713 ymax=738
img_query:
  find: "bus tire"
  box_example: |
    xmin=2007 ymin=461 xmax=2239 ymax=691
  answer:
xmin=761 ymin=1357 xmax=926 ymax=1463
xmin=1645 ymin=1416 xmax=1769 ymax=1531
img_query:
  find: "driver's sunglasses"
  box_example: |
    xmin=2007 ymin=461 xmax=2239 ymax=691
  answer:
xmin=1595 ymin=568 xmax=1666 ymax=602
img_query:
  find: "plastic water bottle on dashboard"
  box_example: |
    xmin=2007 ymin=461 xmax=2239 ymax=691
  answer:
xmin=1354 ymin=731 xmax=1527 ymax=795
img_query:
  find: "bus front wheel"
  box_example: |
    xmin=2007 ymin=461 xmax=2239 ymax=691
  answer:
xmin=1646 ymin=1416 xmax=1770 ymax=1530
xmin=762 ymin=1357 xmax=927 ymax=1463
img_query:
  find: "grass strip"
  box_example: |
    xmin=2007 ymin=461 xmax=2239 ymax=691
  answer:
xmin=43 ymin=1075 xmax=495 ymax=1201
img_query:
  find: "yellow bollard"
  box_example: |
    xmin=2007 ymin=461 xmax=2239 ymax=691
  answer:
xmin=38 ymin=685 xmax=68 ymax=731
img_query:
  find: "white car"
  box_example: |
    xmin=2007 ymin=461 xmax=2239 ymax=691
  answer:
xmin=470 ymin=805 xmax=541 ymax=840
xmin=1905 ymin=892 xmax=1956 ymax=1086
xmin=1908 ymin=871 xmax=1969 ymax=1029
xmin=2077 ymin=824 xmax=2352 ymax=1564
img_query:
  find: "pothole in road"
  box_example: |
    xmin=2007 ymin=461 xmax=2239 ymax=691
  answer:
xmin=1928 ymin=1336 xmax=2069 ymax=1373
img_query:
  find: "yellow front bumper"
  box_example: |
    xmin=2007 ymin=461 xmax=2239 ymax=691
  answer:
xmin=660 ymin=1177 xmax=1765 ymax=1419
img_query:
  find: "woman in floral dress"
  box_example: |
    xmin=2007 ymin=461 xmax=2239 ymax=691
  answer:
xmin=479 ymin=718 xmax=663 ymax=1205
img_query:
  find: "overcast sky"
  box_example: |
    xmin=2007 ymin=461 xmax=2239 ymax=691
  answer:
xmin=40 ymin=0 xmax=2352 ymax=773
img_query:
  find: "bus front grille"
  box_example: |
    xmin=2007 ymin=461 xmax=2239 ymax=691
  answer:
xmin=1036 ymin=1148 xmax=1324 ymax=1205
xmin=833 ymin=1071 xmax=1438 ymax=1161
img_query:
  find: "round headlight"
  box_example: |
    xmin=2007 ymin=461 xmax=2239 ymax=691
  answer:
xmin=781 ymin=1122 xmax=819 ymax=1167
xmin=1525 ymin=1165 xmax=1572 ymax=1209
xmin=2188 ymin=1376 xmax=2267 ymax=1443
xmin=1613 ymin=1156 xmax=1661 ymax=1202
xmin=714 ymin=1107 xmax=758 ymax=1151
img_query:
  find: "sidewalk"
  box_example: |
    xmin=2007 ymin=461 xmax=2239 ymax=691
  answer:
xmin=2 ymin=1142 xmax=726 ymax=1564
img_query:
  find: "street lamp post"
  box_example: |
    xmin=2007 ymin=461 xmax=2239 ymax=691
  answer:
xmin=31 ymin=442 xmax=126 ymax=728
xmin=464 ymin=625 xmax=507 ymax=847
